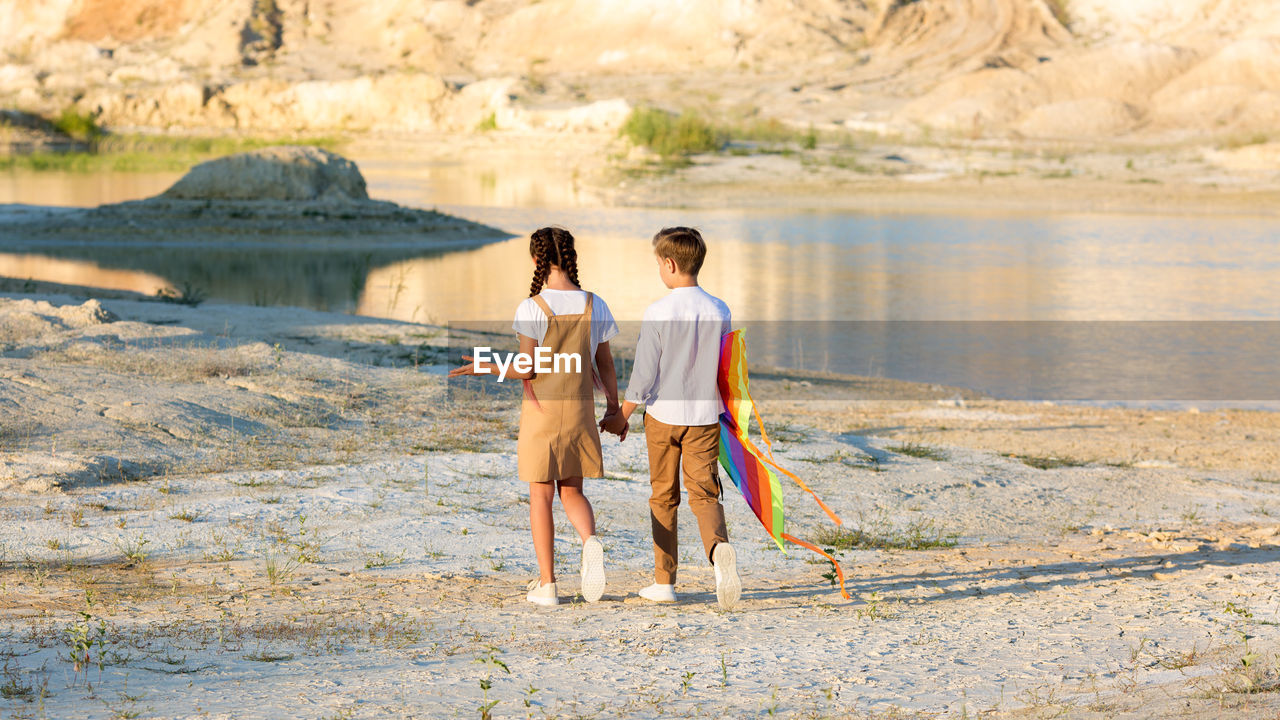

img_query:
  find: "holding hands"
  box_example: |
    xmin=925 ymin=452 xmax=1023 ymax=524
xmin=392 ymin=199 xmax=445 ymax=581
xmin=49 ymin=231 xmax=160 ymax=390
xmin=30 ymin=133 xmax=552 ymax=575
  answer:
xmin=600 ymin=406 xmax=629 ymax=441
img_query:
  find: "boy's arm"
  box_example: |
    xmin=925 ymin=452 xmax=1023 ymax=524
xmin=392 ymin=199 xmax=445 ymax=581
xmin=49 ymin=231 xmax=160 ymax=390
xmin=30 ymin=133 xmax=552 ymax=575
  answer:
xmin=623 ymin=314 xmax=661 ymax=407
xmin=601 ymin=315 xmax=661 ymax=438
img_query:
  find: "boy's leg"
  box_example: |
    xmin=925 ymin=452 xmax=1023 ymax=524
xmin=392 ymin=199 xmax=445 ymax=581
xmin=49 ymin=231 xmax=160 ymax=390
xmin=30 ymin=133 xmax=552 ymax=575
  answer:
xmin=644 ymin=414 xmax=683 ymax=585
xmin=679 ymin=423 xmax=729 ymax=564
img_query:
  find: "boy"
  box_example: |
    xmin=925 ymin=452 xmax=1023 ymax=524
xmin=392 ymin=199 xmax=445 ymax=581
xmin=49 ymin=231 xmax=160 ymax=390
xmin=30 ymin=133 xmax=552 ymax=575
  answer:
xmin=600 ymin=227 xmax=741 ymax=609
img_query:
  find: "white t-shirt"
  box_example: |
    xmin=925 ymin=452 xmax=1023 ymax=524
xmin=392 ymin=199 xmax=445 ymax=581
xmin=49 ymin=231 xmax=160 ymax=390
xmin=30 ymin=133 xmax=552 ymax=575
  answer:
xmin=512 ymin=289 xmax=620 ymax=358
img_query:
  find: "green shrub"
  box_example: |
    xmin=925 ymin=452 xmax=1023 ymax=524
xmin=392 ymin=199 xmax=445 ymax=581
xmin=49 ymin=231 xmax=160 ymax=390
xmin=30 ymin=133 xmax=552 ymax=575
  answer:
xmin=801 ymin=125 xmax=818 ymax=150
xmin=52 ymin=109 xmax=103 ymax=141
xmin=620 ymin=107 xmax=722 ymax=157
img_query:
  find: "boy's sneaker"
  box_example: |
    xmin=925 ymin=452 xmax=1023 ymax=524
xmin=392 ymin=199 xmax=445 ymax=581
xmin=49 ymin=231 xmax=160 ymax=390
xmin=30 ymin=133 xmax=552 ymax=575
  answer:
xmin=580 ymin=536 xmax=606 ymax=603
xmin=526 ymin=580 xmax=558 ymax=607
xmin=712 ymin=543 xmax=741 ymax=610
xmin=638 ymin=583 xmax=677 ymax=603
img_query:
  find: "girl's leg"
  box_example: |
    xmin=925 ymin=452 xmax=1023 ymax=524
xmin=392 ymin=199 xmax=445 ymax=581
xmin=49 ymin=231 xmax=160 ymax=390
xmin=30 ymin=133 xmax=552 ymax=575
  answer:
xmin=529 ymin=481 xmax=557 ymax=584
xmin=556 ymin=477 xmax=597 ymax=542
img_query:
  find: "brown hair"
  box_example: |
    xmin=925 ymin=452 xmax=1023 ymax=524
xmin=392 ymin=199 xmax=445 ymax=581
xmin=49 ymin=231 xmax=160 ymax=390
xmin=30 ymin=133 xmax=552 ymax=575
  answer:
xmin=528 ymin=226 xmax=580 ymax=296
xmin=652 ymin=226 xmax=706 ymax=276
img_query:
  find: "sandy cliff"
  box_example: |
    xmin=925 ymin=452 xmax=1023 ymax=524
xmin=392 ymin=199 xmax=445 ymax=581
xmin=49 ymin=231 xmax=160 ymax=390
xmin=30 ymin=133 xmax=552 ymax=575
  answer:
xmin=1 ymin=0 xmax=1279 ymax=142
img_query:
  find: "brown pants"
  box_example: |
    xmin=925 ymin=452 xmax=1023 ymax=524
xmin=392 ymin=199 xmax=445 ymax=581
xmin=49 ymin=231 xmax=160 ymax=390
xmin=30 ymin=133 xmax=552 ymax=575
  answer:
xmin=644 ymin=413 xmax=729 ymax=584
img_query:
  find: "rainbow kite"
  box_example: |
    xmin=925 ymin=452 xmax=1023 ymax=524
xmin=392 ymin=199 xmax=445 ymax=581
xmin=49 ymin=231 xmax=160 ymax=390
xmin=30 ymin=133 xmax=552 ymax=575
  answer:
xmin=717 ymin=330 xmax=850 ymax=599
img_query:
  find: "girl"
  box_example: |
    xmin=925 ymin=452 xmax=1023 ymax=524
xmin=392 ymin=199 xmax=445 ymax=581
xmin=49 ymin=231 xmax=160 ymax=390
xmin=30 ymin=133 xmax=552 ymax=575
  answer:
xmin=451 ymin=227 xmax=622 ymax=606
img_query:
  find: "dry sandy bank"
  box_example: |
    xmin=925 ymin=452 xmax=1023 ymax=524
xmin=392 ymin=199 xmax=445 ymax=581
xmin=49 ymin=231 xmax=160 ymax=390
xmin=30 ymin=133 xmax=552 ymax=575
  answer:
xmin=2 ymin=292 xmax=1280 ymax=717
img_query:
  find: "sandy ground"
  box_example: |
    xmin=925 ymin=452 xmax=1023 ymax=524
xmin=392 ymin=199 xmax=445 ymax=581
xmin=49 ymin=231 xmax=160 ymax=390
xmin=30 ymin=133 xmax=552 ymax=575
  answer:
xmin=2 ymin=292 xmax=1280 ymax=718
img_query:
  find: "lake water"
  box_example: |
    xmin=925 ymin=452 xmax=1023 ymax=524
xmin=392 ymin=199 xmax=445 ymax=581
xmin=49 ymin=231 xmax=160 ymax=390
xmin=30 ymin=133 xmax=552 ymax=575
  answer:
xmin=2 ymin=142 xmax=1278 ymax=401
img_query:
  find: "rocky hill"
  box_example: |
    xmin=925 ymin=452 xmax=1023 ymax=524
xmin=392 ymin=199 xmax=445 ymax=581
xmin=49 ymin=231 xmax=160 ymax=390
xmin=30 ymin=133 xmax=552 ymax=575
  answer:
xmin=1 ymin=0 xmax=1278 ymax=142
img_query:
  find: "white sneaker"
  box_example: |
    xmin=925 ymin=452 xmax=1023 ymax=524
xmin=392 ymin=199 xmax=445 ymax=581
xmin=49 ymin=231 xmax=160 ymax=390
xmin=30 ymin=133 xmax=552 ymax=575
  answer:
xmin=580 ymin=536 xmax=606 ymax=603
xmin=526 ymin=580 xmax=558 ymax=606
xmin=638 ymin=583 xmax=677 ymax=603
xmin=713 ymin=543 xmax=741 ymax=610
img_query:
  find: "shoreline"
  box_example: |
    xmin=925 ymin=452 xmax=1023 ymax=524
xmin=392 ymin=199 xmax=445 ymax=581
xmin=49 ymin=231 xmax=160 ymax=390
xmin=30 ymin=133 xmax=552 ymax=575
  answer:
xmin=4 ymin=288 xmax=1278 ymax=482
xmin=6 ymin=277 xmax=1277 ymax=413
xmin=4 ymin=289 xmax=1280 ymax=717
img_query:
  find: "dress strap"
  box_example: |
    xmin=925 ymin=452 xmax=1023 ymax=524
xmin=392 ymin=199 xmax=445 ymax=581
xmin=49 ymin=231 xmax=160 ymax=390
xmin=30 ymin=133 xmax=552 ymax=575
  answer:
xmin=532 ymin=294 xmax=554 ymax=317
xmin=583 ymin=292 xmax=594 ymax=320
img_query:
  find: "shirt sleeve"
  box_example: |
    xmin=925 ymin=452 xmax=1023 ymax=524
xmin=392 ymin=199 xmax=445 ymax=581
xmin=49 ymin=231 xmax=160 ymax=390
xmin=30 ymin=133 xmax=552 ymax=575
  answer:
xmin=592 ymin=295 xmax=621 ymax=347
xmin=624 ymin=308 xmax=662 ymax=406
xmin=511 ymin=299 xmax=547 ymax=343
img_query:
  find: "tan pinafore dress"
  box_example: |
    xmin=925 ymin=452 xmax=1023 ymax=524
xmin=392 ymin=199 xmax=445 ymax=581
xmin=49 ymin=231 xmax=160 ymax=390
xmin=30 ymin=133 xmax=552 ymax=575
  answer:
xmin=516 ymin=292 xmax=604 ymax=484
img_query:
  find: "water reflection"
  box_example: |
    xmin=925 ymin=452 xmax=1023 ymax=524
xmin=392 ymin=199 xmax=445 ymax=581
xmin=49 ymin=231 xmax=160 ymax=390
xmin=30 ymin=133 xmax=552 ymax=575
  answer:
xmin=1 ymin=242 xmax=474 ymax=314
xmin=0 ymin=252 xmax=171 ymax=295
xmin=359 ymin=210 xmax=1280 ymax=322
xmin=4 ymin=203 xmax=1279 ymax=327
xmin=3 ymin=149 xmax=1280 ymax=399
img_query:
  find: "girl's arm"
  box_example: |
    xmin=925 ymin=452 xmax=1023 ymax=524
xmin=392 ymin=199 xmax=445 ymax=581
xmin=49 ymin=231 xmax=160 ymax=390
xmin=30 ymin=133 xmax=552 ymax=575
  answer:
xmin=504 ymin=334 xmax=540 ymax=380
xmin=598 ymin=341 xmax=636 ymax=440
xmin=448 ymin=334 xmax=540 ymax=380
xmin=595 ymin=341 xmax=620 ymax=414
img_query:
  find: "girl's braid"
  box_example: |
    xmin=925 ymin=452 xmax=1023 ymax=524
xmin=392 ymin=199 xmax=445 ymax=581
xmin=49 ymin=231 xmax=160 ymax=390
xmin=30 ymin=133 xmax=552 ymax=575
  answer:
xmin=551 ymin=228 xmax=580 ymax=288
xmin=528 ymin=228 xmax=553 ymax=297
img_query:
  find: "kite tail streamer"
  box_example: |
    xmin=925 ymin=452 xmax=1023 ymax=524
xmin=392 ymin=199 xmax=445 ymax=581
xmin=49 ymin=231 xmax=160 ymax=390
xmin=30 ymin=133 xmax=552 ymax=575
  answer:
xmin=761 ymin=453 xmax=843 ymax=526
xmin=783 ymin=533 xmax=851 ymax=600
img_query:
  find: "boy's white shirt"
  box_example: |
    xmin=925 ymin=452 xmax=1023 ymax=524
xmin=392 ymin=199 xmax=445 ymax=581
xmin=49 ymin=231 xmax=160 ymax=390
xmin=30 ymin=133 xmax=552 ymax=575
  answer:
xmin=511 ymin=289 xmax=620 ymax=358
xmin=625 ymin=286 xmax=731 ymax=427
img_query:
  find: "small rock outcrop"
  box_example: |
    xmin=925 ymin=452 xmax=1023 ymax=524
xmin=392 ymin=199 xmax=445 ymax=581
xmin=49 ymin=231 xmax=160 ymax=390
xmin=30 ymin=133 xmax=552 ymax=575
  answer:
xmin=162 ymin=145 xmax=369 ymax=202
xmin=2 ymin=146 xmax=509 ymax=248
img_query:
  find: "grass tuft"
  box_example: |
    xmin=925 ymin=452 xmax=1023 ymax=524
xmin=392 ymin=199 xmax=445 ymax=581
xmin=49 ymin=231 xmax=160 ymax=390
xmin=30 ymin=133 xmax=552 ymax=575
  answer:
xmin=475 ymin=112 xmax=498 ymax=132
xmin=243 ymin=650 xmax=294 ymax=663
xmin=811 ymin=515 xmax=957 ymax=551
xmin=1011 ymin=454 xmax=1090 ymax=470
xmin=114 ymin=534 xmax=151 ymax=568
xmin=887 ymin=442 xmax=947 ymax=461
xmin=363 ymin=550 xmax=405 ymax=569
